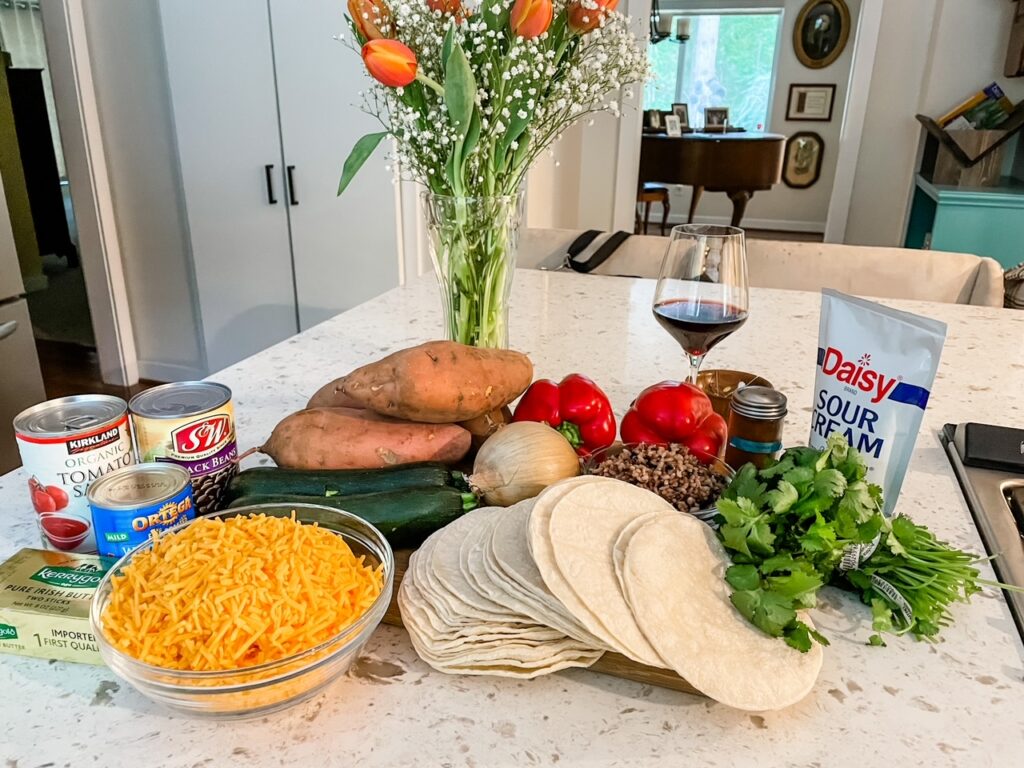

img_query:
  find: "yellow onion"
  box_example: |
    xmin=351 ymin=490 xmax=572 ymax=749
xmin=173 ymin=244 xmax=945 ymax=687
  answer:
xmin=468 ymin=421 xmax=580 ymax=505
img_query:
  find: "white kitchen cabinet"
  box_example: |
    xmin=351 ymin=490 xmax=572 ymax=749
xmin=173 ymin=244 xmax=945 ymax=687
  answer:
xmin=269 ymin=0 xmax=398 ymax=330
xmin=159 ymin=0 xmax=400 ymax=372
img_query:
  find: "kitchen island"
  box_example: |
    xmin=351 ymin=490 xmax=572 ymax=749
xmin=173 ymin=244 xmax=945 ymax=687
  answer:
xmin=2 ymin=269 xmax=1023 ymax=767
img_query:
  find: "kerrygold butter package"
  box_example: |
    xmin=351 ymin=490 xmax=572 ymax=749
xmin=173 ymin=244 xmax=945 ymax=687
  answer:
xmin=0 ymin=548 xmax=113 ymax=665
xmin=809 ymin=290 xmax=947 ymax=515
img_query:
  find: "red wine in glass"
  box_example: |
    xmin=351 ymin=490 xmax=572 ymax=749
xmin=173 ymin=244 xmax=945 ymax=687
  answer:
xmin=653 ymin=298 xmax=748 ymax=357
xmin=653 ymin=224 xmax=750 ymax=383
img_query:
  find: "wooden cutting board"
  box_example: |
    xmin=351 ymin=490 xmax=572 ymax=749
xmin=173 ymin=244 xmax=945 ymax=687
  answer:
xmin=382 ymin=548 xmax=701 ymax=695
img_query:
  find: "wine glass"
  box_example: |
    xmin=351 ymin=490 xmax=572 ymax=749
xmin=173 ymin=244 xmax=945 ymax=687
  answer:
xmin=652 ymin=224 xmax=749 ymax=383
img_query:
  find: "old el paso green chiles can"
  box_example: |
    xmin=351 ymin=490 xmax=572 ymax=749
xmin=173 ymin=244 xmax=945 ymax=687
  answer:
xmin=86 ymin=463 xmax=195 ymax=558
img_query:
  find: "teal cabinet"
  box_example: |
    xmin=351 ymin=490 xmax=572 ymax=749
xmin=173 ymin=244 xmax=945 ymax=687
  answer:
xmin=905 ymin=175 xmax=1024 ymax=269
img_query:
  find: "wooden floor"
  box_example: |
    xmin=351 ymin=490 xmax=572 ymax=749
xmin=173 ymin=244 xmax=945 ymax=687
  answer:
xmin=36 ymin=340 xmax=158 ymax=401
xmin=635 ymin=224 xmax=824 ymax=242
xmin=744 ymin=228 xmax=824 ymax=243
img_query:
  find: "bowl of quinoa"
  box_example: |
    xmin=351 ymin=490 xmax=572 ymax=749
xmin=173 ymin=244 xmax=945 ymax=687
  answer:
xmin=585 ymin=443 xmax=732 ymax=522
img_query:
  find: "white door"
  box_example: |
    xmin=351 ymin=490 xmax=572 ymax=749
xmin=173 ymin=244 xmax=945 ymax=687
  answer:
xmin=269 ymin=0 xmax=400 ymax=330
xmin=159 ymin=0 xmax=298 ymax=372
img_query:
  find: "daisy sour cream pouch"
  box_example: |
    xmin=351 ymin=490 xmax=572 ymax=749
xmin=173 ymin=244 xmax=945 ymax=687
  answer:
xmin=809 ymin=290 xmax=947 ymax=516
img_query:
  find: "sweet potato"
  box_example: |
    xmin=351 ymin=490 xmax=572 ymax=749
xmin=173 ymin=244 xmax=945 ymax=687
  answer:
xmin=307 ymin=379 xmax=363 ymax=409
xmin=337 ymin=340 xmax=533 ymax=423
xmin=460 ymin=406 xmax=513 ymax=449
xmin=258 ymin=407 xmax=471 ymax=469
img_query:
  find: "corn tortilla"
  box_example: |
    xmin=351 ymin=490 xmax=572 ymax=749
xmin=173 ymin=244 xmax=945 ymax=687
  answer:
xmin=618 ymin=513 xmax=823 ymax=711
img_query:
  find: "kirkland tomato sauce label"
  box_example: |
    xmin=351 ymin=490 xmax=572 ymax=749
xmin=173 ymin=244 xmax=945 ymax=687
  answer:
xmin=15 ymin=418 xmax=135 ymax=554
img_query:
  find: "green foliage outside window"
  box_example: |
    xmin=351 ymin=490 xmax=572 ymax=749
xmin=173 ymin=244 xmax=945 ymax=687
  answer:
xmin=644 ymin=12 xmax=781 ymax=131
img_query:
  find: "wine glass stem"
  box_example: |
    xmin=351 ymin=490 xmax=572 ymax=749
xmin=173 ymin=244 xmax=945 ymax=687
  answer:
xmin=686 ymin=353 xmax=704 ymax=385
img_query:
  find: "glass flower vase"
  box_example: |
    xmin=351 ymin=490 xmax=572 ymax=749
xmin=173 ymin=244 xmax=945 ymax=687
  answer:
xmin=423 ymin=191 xmax=524 ymax=349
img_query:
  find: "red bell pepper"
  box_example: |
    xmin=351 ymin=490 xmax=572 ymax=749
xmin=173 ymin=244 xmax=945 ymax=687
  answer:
xmin=512 ymin=374 xmax=616 ymax=456
xmin=619 ymin=381 xmax=727 ymax=462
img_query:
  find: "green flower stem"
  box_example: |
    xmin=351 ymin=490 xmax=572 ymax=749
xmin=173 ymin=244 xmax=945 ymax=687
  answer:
xmin=427 ymin=194 xmax=519 ymax=348
xmin=416 ymin=72 xmax=445 ymax=96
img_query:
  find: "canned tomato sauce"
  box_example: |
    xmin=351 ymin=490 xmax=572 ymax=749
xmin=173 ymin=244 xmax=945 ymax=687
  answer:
xmin=14 ymin=395 xmax=135 ymax=554
xmin=87 ymin=463 xmax=195 ymax=558
xmin=129 ymin=382 xmax=238 ymax=515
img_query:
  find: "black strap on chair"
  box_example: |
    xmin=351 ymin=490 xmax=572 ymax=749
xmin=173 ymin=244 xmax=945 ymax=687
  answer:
xmin=565 ymin=229 xmax=602 ymax=260
xmin=566 ymin=230 xmax=632 ymax=274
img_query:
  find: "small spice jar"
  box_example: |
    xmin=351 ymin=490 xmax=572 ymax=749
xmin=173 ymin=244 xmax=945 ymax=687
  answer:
xmin=724 ymin=386 xmax=787 ymax=470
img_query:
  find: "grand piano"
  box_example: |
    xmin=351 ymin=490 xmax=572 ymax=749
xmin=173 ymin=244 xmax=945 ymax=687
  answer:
xmin=638 ymin=132 xmax=786 ymax=228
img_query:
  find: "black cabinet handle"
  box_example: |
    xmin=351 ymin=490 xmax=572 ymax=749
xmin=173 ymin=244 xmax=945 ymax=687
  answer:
xmin=264 ymin=164 xmax=277 ymax=204
xmin=287 ymin=165 xmax=298 ymax=205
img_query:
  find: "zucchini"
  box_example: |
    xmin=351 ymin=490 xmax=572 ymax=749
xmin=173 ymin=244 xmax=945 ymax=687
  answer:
xmin=225 ymin=463 xmax=459 ymax=502
xmin=227 ymin=487 xmax=478 ymax=549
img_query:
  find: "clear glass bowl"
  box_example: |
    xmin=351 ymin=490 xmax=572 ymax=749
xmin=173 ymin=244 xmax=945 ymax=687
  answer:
xmin=36 ymin=511 xmax=92 ymax=551
xmin=696 ymin=369 xmax=774 ymax=420
xmin=89 ymin=503 xmax=394 ymax=720
xmin=583 ymin=442 xmax=734 ymax=524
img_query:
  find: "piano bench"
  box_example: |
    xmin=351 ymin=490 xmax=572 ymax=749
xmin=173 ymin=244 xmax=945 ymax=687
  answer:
xmin=636 ymin=183 xmax=671 ymax=236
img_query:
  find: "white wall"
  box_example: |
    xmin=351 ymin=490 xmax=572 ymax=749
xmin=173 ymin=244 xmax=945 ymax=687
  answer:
xmin=80 ymin=0 xmax=205 ymax=381
xmin=526 ymin=2 xmax=645 ymax=232
xmin=526 ymin=104 xmax=623 ymax=230
xmin=845 ymin=0 xmax=1024 ymax=247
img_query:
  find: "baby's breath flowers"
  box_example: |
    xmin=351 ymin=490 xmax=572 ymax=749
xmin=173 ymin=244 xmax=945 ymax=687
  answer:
xmin=338 ymin=0 xmax=648 ymax=197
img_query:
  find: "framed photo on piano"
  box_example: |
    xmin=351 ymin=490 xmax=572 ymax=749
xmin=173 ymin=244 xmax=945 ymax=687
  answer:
xmin=671 ymin=103 xmax=689 ymax=128
xmin=644 ymin=109 xmax=664 ymax=131
xmin=703 ymin=107 xmax=729 ymax=133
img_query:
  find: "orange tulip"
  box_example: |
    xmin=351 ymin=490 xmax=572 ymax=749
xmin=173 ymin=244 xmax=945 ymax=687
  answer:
xmin=348 ymin=0 xmax=391 ymax=42
xmin=362 ymin=39 xmax=418 ymax=88
xmin=509 ymin=0 xmax=553 ymax=39
xmin=567 ymin=0 xmax=619 ymax=34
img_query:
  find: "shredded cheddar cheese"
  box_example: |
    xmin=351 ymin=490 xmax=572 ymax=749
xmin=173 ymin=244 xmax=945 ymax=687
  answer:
xmin=101 ymin=513 xmax=384 ymax=671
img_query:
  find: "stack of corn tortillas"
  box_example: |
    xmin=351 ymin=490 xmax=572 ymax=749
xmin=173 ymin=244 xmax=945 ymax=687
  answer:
xmin=398 ymin=503 xmax=605 ymax=678
xmin=399 ymin=476 xmax=823 ymax=710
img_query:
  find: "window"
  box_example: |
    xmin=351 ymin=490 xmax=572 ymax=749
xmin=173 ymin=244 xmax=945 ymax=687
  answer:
xmin=644 ymin=10 xmax=783 ymax=131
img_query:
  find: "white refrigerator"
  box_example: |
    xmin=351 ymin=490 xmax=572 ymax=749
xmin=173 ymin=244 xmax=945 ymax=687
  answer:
xmin=0 ymin=172 xmax=47 ymax=473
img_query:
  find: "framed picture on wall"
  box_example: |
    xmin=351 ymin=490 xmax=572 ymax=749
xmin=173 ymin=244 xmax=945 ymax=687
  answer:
xmin=783 ymin=132 xmax=825 ymax=189
xmin=786 ymin=84 xmax=836 ymax=121
xmin=664 ymin=114 xmax=682 ymax=137
xmin=671 ymin=103 xmax=689 ymax=128
xmin=794 ymin=0 xmax=851 ymax=69
xmin=1006 ymin=1 xmax=1024 ymax=77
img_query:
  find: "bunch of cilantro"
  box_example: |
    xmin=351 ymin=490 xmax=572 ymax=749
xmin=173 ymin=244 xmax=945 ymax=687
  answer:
xmin=716 ymin=434 xmax=997 ymax=652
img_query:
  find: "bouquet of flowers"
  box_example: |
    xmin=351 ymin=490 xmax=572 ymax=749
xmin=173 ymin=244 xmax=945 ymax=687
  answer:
xmin=339 ymin=0 xmax=648 ymax=347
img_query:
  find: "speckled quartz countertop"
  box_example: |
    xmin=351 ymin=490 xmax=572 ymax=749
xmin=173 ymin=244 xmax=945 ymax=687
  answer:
xmin=2 ymin=270 xmax=1023 ymax=767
